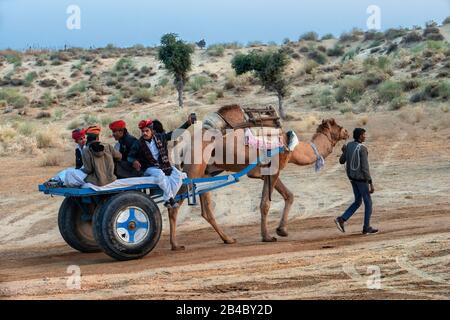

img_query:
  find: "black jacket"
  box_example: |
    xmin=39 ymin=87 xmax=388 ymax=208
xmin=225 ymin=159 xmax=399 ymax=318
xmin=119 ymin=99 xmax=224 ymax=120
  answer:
xmin=118 ymin=131 xmax=138 ymax=161
xmin=127 ymin=121 xmax=191 ymax=172
xmin=340 ymin=141 xmax=372 ymax=184
xmin=75 ymin=147 xmax=83 ymax=169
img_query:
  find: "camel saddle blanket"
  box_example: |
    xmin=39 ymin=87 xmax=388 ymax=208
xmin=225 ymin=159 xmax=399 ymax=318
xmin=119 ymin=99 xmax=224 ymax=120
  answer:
xmin=244 ymin=127 xmax=283 ymax=150
xmin=202 ymin=106 xmax=281 ymax=131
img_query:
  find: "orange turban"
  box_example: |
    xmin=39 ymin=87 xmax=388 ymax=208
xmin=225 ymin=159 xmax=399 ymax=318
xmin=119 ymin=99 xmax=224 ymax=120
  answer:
xmin=85 ymin=125 xmax=101 ymax=136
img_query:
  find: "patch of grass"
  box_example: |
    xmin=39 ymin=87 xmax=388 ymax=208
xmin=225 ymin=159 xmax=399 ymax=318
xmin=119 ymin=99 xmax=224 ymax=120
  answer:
xmin=40 ymin=153 xmax=61 ymax=167
xmin=66 ymin=81 xmax=88 ymax=98
xmin=321 ymin=33 xmax=334 ymax=40
xmin=326 ymin=44 xmax=345 ymax=57
xmin=17 ymin=122 xmax=36 ymax=136
xmin=308 ymin=50 xmax=327 ymax=64
xmin=207 ymin=44 xmax=225 ymax=57
xmin=24 ymin=72 xmax=38 ymax=87
xmin=188 ymin=75 xmax=210 ymax=92
xmin=36 ymin=131 xmax=53 ymax=148
xmin=377 ymin=80 xmax=403 ymax=103
xmin=299 ymin=31 xmax=318 ymax=41
xmin=100 ymin=116 xmax=113 ymax=127
xmin=4 ymin=52 xmax=22 ymax=67
xmin=319 ymin=89 xmax=336 ymax=109
xmin=106 ymin=92 xmax=123 ymax=108
xmin=304 ymin=60 xmax=319 ymax=74
xmin=83 ymin=114 xmax=100 ymax=126
xmin=206 ymin=91 xmax=218 ymax=104
xmin=114 ymin=57 xmax=134 ymax=71
xmin=0 ymin=88 xmax=29 ymax=108
xmin=389 ymin=96 xmax=408 ymax=110
xmin=132 ymin=88 xmax=153 ymax=103
xmin=67 ymin=119 xmax=83 ymax=130
xmin=335 ymin=77 xmax=365 ymax=103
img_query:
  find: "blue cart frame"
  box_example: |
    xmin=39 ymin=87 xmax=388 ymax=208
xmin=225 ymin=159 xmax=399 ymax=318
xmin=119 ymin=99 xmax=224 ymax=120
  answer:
xmin=38 ymin=147 xmax=284 ymax=261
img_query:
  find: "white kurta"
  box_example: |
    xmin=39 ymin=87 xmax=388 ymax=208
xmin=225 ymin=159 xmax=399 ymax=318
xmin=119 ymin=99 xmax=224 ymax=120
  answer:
xmin=143 ymin=139 xmax=182 ymax=202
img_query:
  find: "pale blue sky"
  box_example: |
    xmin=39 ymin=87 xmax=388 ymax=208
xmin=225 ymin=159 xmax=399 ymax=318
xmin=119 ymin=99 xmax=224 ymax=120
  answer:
xmin=0 ymin=0 xmax=449 ymax=50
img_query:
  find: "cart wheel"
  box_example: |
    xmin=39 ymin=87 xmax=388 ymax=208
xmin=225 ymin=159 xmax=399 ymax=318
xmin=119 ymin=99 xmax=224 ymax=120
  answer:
xmin=93 ymin=192 xmax=162 ymax=261
xmin=58 ymin=197 xmax=101 ymax=253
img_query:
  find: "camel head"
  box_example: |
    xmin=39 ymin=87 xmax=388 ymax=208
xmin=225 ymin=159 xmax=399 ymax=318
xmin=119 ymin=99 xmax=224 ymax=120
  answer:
xmin=317 ymin=118 xmax=349 ymax=144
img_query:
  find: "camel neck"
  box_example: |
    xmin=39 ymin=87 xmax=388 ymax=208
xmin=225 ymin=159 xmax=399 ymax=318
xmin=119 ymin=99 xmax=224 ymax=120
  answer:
xmin=310 ymin=133 xmax=336 ymax=160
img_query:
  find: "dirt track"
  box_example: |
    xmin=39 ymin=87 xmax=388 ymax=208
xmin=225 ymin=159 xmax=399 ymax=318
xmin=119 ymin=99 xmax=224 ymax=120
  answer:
xmin=0 ymin=116 xmax=449 ymax=300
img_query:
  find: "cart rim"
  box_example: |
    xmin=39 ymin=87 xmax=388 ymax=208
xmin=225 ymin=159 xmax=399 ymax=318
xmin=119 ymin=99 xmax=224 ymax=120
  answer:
xmin=114 ymin=206 xmax=150 ymax=245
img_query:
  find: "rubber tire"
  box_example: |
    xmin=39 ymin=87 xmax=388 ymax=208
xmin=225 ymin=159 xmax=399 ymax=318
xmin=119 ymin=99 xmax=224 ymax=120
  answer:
xmin=58 ymin=197 xmax=101 ymax=253
xmin=93 ymin=192 xmax=162 ymax=261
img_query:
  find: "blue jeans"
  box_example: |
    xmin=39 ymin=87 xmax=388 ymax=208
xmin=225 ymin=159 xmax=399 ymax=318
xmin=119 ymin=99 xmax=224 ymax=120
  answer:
xmin=341 ymin=181 xmax=372 ymax=229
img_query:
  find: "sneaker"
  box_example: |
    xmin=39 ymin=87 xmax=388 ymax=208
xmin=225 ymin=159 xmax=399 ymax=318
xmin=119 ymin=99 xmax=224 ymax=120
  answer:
xmin=362 ymin=227 xmax=379 ymax=235
xmin=334 ymin=217 xmax=345 ymax=233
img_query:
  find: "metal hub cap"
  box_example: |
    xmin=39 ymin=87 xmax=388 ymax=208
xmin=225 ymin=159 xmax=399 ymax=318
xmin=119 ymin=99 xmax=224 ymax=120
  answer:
xmin=115 ymin=207 xmax=150 ymax=245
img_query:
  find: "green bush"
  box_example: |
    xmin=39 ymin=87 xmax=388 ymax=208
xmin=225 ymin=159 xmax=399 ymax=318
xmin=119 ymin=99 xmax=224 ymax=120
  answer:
xmin=377 ymin=81 xmax=403 ymax=103
xmin=24 ymin=72 xmax=38 ymax=87
xmin=188 ymin=75 xmax=210 ymax=92
xmin=299 ymin=31 xmax=318 ymax=41
xmin=4 ymin=52 xmax=22 ymax=67
xmin=83 ymin=114 xmax=100 ymax=126
xmin=335 ymin=77 xmax=365 ymax=103
xmin=308 ymin=50 xmax=327 ymax=64
xmin=0 ymin=88 xmax=29 ymax=108
xmin=326 ymin=45 xmax=345 ymax=57
xmin=207 ymin=44 xmax=225 ymax=57
xmin=389 ymin=96 xmax=407 ymax=110
xmin=158 ymin=77 xmax=170 ymax=87
xmin=114 ymin=57 xmax=134 ymax=71
xmin=132 ymin=88 xmax=153 ymax=103
xmin=206 ymin=92 xmax=218 ymax=104
xmin=319 ymin=89 xmax=336 ymax=109
xmin=106 ymin=93 xmax=123 ymax=108
xmin=321 ymin=33 xmax=334 ymax=40
xmin=66 ymin=81 xmax=88 ymax=98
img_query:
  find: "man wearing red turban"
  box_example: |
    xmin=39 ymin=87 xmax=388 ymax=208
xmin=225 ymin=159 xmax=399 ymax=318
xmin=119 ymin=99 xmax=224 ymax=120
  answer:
xmin=72 ymin=128 xmax=86 ymax=169
xmin=109 ymin=120 xmax=139 ymax=178
xmin=128 ymin=114 xmax=196 ymax=208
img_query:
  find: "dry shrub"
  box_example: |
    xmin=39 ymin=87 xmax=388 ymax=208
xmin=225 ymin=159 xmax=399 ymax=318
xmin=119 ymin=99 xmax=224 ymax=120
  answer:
xmin=40 ymin=152 xmax=62 ymax=167
xmin=36 ymin=131 xmax=54 ymax=148
xmin=357 ymin=115 xmax=369 ymax=126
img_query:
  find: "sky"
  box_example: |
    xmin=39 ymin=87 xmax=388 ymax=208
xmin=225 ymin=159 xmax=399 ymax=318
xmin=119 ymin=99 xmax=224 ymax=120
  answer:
xmin=0 ymin=0 xmax=449 ymax=50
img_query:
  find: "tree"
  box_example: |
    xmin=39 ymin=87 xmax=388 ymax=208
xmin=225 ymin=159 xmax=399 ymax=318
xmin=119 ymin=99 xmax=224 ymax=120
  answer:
xmin=232 ymin=49 xmax=290 ymax=119
xmin=196 ymin=39 xmax=206 ymax=49
xmin=158 ymin=33 xmax=194 ymax=108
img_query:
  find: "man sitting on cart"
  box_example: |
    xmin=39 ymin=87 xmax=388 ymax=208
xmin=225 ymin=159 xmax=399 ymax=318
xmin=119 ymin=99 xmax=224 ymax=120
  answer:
xmin=109 ymin=120 xmax=140 ymax=179
xmin=127 ymin=115 xmax=194 ymax=208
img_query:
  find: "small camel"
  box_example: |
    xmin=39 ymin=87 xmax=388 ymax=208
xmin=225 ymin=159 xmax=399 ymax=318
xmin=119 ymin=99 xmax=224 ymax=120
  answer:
xmin=168 ymin=105 xmax=349 ymax=250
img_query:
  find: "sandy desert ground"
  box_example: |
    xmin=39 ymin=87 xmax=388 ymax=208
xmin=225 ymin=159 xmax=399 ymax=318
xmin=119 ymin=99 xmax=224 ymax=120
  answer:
xmin=0 ymin=110 xmax=449 ymax=300
xmin=1 ymin=23 xmax=450 ymax=300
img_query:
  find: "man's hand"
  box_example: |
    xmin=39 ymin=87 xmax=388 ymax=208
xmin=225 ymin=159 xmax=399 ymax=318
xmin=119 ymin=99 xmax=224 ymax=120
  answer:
xmin=133 ymin=160 xmax=141 ymax=171
xmin=369 ymin=183 xmax=375 ymax=194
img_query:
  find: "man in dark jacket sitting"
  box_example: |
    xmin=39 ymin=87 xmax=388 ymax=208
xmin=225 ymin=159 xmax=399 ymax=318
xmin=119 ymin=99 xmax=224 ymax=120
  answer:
xmin=335 ymin=128 xmax=378 ymax=235
xmin=109 ymin=120 xmax=139 ymax=178
xmin=127 ymin=115 xmax=194 ymax=208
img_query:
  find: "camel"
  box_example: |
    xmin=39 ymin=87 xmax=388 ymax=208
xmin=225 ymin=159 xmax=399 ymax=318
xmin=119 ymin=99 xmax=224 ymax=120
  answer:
xmin=167 ymin=105 xmax=350 ymax=250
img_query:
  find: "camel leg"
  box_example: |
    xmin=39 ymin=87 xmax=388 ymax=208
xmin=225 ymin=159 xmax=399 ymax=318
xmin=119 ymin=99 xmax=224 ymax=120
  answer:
xmin=261 ymin=174 xmax=279 ymax=242
xmin=200 ymin=192 xmax=236 ymax=244
xmin=274 ymin=179 xmax=294 ymax=237
xmin=168 ymin=191 xmax=186 ymax=251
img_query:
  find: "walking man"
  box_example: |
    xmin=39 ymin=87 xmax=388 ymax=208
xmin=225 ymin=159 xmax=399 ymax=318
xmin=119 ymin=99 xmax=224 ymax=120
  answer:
xmin=335 ymin=128 xmax=379 ymax=235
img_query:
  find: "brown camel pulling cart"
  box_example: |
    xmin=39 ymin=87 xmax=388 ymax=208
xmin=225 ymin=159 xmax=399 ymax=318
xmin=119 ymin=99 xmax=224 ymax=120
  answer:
xmin=39 ymin=105 xmax=349 ymax=261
